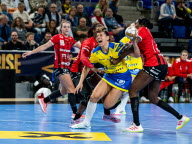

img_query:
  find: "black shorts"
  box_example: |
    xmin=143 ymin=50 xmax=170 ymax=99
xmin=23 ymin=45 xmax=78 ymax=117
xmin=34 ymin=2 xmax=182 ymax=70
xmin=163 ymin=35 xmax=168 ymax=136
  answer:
xmin=143 ymin=64 xmax=168 ymax=81
xmin=54 ymin=68 xmax=70 ymax=78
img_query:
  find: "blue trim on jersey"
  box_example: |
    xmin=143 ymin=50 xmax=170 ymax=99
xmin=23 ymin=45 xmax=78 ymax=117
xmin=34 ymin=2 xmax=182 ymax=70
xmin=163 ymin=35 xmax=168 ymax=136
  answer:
xmin=102 ymin=70 xmax=132 ymax=92
xmin=92 ymin=46 xmax=101 ymax=53
xmin=130 ymin=69 xmax=141 ymax=76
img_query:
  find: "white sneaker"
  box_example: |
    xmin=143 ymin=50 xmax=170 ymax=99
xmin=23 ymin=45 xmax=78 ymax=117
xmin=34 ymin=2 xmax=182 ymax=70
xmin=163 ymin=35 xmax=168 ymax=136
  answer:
xmin=179 ymin=96 xmax=185 ymax=103
xmin=140 ymin=96 xmax=150 ymax=102
xmin=112 ymin=111 xmax=126 ymax=116
xmin=70 ymin=122 xmax=91 ymax=129
xmin=176 ymin=115 xmax=190 ymax=130
xmin=168 ymin=97 xmax=174 ymax=103
xmin=122 ymin=123 xmax=144 ymax=132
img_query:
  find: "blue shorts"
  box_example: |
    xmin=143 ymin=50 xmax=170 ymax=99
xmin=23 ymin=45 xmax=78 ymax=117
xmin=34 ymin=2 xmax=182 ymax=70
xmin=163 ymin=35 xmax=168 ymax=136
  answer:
xmin=130 ymin=69 xmax=141 ymax=77
xmin=102 ymin=70 xmax=132 ymax=92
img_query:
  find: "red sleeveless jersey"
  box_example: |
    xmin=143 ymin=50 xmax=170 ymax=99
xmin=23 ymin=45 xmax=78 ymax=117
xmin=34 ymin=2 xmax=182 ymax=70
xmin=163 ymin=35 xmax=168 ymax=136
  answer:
xmin=50 ymin=34 xmax=76 ymax=69
xmin=137 ymin=27 xmax=166 ymax=67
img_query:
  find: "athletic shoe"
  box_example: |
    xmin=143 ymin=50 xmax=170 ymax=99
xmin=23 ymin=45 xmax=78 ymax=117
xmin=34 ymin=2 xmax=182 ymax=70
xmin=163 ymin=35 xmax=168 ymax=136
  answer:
xmin=122 ymin=122 xmax=144 ymax=132
xmin=176 ymin=115 xmax=190 ymax=130
xmin=168 ymin=97 xmax=174 ymax=103
xmin=179 ymin=96 xmax=185 ymax=103
xmin=140 ymin=96 xmax=150 ymax=102
xmin=38 ymin=93 xmax=47 ymax=113
xmin=102 ymin=114 xmax=121 ymax=123
xmin=112 ymin=111 xmax=126 ymax=116
xmin=69 ymin=119 xmax=83 ymax=127
xmin=70 ymin=122 xmax=91 ymax=129
xmin=71 ymin=114 xmax=86 ymax=119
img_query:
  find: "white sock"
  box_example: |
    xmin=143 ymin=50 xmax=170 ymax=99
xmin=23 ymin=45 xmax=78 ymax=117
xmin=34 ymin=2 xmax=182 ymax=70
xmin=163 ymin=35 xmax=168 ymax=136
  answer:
xmin=83 ymin=101 xmax=97 ymax=125
xmin=115 ymin=92 xmax=129 ymax=113
xmin=119 ymin=92 xmax=129 ymax=112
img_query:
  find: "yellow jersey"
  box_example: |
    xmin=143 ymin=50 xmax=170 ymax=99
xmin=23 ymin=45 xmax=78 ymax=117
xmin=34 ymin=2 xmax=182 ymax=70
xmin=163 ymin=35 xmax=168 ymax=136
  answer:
xmin=125 ymin=55 xmax=143 ymax=77
xmin=120 ymin=36 xmax=131 ymax=45
xmin=89 ymin=42 xmax=128 ymax=74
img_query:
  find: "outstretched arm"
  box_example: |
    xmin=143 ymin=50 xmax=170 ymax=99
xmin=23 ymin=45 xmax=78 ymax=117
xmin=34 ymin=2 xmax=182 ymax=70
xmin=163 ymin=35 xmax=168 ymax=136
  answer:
xmin=22 ymin=41 xmax=53 ymax=58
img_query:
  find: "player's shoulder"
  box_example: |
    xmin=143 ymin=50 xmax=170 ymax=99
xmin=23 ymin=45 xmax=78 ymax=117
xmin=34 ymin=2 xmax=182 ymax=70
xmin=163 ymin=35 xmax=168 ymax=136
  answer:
xmin=92 ymin=46 xmax=101 ymax=53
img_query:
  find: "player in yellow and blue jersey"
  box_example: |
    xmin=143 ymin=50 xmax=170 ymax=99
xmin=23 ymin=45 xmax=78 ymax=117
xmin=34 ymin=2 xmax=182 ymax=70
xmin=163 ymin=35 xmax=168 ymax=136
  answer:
xmin=113 ymin=35 xmax=143 ymax=116
xmin=70 ymin=27 xmax=140 ymax=129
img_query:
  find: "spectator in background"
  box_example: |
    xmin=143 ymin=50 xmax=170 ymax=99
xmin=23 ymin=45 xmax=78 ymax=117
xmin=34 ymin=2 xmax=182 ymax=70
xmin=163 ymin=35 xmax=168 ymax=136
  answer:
xmin=176 ymin=0 xmax=192 ymax=37
xmin=109 ymin=0 xmax=123 ymax=24
xmin=39 ymin=32 xmax=54 ymax=51
xmin=108 ymin=31 xmax=115 ymax=42
xmin=91 ymin=8 xmax=107 ymax=29
xmin=62 ymin=0 xmax=72 ymax=15
xmin=0 ymin=14 xmax=11 ymax=48
xmin=29 ymin=0 xmax=48 ymax=13
xmin=13 ymin=2 xmax=33 ymax=31
xmin=15 ymin=0 xmax=31 ymax=13
xmin=76 ymin=4 xmax=92 ymax=27
xmin=65 ymin=7 xmax=78 ymax=30
xmin=0 ymin=3 xmax=13 ymax=24
xmin=1 ymin=0 xmax=16 ymax=9
xmin=48 ymin=0 xmax=62 ymax=14
xmin=172 ymin=50 xmax=192 ymax=102
xmin=95 ymin=0 xmax=109 ymax=15
xmin=30 ymin=6 xmax=46 ymax=35
xmin=74 ymin=17 xmax=88 ymax=41
xmin=25 ymin=32 xmax=39 ymax=50
xmin=104 ymin=8 xmax=124 ymax=38
xmin=1 ymin=0 xmax=17 ymax=14
xmin=158 ymin=0 xmax=183 ymax=38
xmin=2 ymin=31 xmax=24 ymax=50
xmin=159 ymin=56 xmax=176 ymax=103
xmin=44 ymin=19 xmax=58 ymax=36
xmin=45 ymin=3 xmax=61 ymax=27
xmin=11 ymin=17 xmax=27 ymax=44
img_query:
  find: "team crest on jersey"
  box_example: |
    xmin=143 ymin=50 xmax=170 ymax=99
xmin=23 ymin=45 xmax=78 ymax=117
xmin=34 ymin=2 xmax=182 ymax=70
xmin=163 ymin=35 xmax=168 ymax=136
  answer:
xmin=116 ymin=79 xmax=125 ymax=86
xmin=60 ymin=40 xmax=65 ymax=46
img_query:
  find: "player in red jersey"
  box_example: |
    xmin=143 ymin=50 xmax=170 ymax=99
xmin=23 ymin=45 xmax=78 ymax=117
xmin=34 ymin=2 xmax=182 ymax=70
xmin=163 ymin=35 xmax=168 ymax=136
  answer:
xmin=172 ymin=50 xmax=192 ymax=102
xmin=159 ymin=56 xmax=176 ymax=102
xmin=111 ymin=18 xmax=190 ymax=132
xmin=22 ymin=21 xmax=81 ymax=114
xmin=70 ymin=23 xmax=120 ymax=124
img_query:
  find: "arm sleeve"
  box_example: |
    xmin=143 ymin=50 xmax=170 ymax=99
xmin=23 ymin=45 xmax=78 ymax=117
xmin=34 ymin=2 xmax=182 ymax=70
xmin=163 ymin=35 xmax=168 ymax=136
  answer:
xmin=80 ymin=40 xmax=94 ymax=68
xmin=169 ymin=65 xmax=175 ymax=76
xmin=172 ymin=60 xmax=187 ymax=78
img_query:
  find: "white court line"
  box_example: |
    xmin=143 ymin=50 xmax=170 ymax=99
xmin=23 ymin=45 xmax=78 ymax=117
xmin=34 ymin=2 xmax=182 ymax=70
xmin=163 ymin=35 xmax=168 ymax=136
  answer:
xmin=144 ymin=128 xmax=192 ymax=133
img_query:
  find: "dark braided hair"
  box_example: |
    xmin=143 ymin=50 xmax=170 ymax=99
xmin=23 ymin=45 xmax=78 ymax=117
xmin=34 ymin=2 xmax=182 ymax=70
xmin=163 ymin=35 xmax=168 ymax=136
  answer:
xmin=137 ymin=18 xmax=153 ymax=29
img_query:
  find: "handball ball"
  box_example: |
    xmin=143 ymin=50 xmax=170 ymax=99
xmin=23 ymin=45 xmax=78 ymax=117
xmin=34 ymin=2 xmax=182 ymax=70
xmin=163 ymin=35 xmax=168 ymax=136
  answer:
xmin=125 ymin=26 xmax=138 ymax=40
